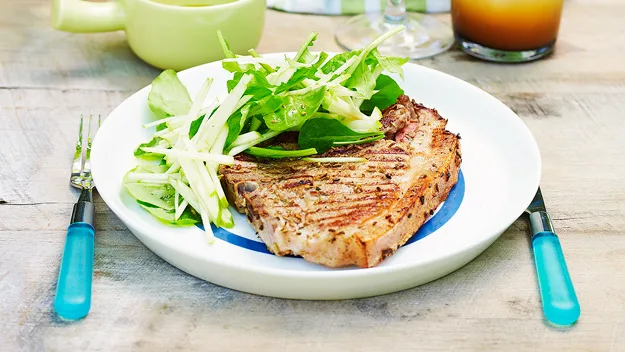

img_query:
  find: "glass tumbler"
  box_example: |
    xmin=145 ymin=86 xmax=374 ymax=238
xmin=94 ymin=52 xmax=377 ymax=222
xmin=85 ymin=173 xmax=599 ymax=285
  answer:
xmin=451 ymin=0 xmax=565 ymax=62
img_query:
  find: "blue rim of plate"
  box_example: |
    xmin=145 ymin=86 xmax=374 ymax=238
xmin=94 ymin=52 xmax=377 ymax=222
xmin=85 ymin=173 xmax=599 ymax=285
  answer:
xmin=202 ymin=169 xmax=465 ymax=255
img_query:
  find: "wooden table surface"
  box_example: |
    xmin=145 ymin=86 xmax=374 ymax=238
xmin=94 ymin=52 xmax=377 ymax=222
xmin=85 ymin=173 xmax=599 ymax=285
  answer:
xmin=1 ymin=0 xmax=624 ymax=351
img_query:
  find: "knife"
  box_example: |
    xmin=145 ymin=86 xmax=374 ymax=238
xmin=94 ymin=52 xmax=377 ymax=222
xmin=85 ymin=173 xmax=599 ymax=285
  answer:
xmin=526 ymin=187 xmax=580 ymax=325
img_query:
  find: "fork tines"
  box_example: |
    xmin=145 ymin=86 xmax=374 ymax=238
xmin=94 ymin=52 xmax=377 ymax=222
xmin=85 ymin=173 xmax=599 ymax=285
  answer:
xmin=70 ymin=115 xmax=100 ymax=189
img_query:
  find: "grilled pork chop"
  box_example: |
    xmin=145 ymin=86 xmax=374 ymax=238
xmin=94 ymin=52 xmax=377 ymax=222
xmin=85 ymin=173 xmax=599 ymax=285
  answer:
xmin=219 ymin=95 xmax=462 ymax=268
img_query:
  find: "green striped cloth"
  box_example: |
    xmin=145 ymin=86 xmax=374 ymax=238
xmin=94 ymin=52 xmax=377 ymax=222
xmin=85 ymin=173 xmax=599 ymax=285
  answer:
xmin=267 ymin=0 xmax=450 ymax=15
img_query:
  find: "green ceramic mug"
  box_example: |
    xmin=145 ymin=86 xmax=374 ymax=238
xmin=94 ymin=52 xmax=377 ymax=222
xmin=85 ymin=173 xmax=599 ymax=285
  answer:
xmin=51 ymin=0 xmax=266 ymax=71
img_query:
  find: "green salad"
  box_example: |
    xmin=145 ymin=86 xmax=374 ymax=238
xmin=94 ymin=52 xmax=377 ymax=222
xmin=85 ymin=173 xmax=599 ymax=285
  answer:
xmin=124 ymin=26 xmax=409 ymax=242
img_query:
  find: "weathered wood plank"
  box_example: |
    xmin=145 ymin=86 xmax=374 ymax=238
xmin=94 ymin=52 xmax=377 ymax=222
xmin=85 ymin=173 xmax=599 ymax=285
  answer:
xmin=1 ymin=0 xmax=624 ymax=351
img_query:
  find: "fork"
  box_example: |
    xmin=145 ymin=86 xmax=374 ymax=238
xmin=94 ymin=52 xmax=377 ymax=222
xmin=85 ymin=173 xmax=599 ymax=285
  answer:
xmin=53 ymin=115 xmax=99 ymax=320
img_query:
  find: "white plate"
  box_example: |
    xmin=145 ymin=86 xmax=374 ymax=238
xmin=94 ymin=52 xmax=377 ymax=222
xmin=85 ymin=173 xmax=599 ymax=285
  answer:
xmin=91 ymin=53 xmax=541 ymax=300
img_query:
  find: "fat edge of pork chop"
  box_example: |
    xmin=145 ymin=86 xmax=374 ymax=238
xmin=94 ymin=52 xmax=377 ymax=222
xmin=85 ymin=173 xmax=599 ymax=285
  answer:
xmin=219 ymin=97 xmax=462 ymax=268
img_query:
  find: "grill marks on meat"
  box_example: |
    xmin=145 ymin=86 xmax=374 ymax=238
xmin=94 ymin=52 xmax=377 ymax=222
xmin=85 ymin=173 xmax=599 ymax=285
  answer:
xmin=219 ymin=95 xmax=462 ymax=268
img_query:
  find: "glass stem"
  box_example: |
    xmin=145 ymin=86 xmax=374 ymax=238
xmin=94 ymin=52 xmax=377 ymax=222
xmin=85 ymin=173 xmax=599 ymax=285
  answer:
xmin=384 ymin=0 xmax=407 ymax=24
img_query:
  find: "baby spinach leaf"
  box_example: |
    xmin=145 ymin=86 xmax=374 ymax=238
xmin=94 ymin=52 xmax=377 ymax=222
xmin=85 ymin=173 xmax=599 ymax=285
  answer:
xmin=227 ymin=70 xmax=273 ymax=101
xmin=298 ymin=118 xmax=384 ymax=153
xmin=147 ymin=69 xmax=192 ymax=119
xmin=321 ymin=51 xmax=360 ymax=75
xmin=225 ymin=105 xmax=251 ymax=149
xmin=360 ymin=74 xmax=404 ymax=114
xmin=372 ymin=49 xmax=409 ymax=80
xmin=345 ymin=59 xmax=378 ymax=101
xmin=188 ymin=114 xmax=206 ymax=139
xmin=134 ymin=137 xmax=164 ymax=161
xmin=263 ymin=86 xmax=326 ymax=131
xmin=138 ymin=201 xmax=200 ymax=226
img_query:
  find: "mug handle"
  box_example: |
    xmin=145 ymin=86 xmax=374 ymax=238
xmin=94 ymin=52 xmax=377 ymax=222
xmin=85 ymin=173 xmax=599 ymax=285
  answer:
xmin=51 ymin=0 xmax=125 ymax=33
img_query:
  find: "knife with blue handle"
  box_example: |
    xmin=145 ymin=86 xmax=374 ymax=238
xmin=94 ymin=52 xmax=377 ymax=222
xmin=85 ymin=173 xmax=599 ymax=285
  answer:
xmin=526 ymin=187 xmax=580 ymax=326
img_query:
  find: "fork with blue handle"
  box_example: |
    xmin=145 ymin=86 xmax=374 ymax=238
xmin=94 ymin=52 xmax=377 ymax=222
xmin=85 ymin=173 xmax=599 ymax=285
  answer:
xmin=53 ymin=115 xmax=98 ymax=320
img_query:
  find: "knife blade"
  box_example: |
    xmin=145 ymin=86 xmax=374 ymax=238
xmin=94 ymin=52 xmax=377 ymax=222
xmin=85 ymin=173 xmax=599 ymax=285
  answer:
xmin=525 ymin=187 xmax=580 ymax=325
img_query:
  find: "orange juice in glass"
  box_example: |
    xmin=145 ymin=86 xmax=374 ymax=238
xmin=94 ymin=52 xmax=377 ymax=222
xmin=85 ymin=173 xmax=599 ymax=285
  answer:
xmin=451 ymin=0 xmax=564 ymax=62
